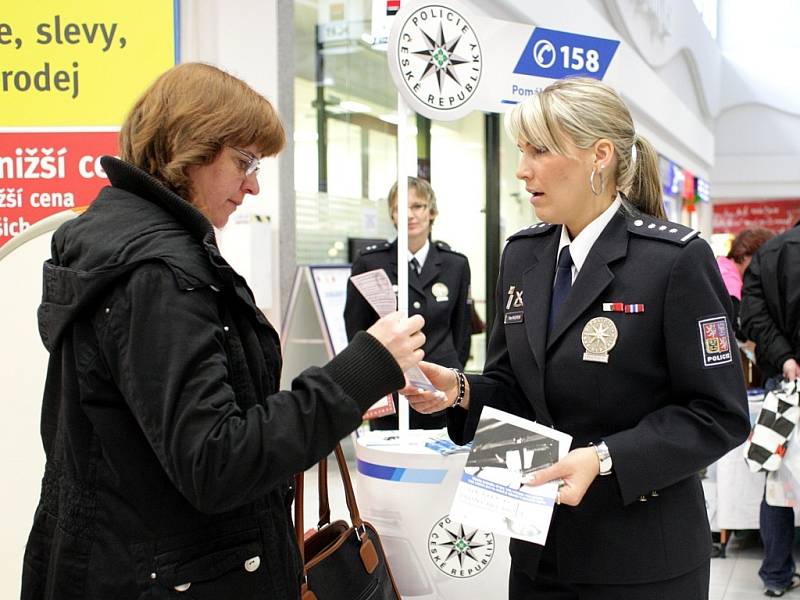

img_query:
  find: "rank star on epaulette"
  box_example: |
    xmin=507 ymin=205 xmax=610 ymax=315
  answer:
xmin=507 ymin=222 xmax=557 ymax=241
xmin=627 ymin=217 xmax=699 ymax=246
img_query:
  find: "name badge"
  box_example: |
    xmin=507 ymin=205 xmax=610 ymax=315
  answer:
xmin=504 ymin=311 xmax=524 ymax=324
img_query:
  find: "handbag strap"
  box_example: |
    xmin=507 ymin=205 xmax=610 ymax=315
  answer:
xmin=294 ymin=443 xmax=365 ymax=562
xmin=317 ymin=457 xmax=331 ymax=528
xmin=294 ymin=470 xmax=306 ymax=563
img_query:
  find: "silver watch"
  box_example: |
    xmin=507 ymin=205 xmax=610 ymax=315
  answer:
xmin=593 ymin=441 xmax=613 ymax=476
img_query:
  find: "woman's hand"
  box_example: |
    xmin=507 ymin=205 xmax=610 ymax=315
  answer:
xmin=527 ymin=447 xmax=599 ymax=507
xmin=367 ymin=311 xmax=426 ymax=372
xmin=401 ymin=361 xmax=461 ymax=413
xmin=784 ymin=358 xmax=799 ymax=381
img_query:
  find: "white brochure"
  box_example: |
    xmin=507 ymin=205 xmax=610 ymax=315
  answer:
xmin=349 ymin=268 xmax=436 ymax=391
xmin=449 ymin=407 xmax=572 ymax=545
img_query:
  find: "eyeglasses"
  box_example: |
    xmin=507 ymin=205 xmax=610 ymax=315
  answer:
xmin=230 ymin=146 xmax=261 ymax=177
xmin=393 ymin=203 xmax=429 ymax=215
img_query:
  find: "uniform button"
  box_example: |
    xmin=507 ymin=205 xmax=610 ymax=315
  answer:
xmin=105 ymin=307 xmax=111 ymax=314
xmin=669 ymin=228 xmax=678 ymax=233
xmin=223 ymin=325 xmax=230 ymax=332
xmin=634 ymin=219 xmax=643 ymax=226
xmin=651 ymin=490 xmax=659 ymax=497
xmin=647 ymin=223 xmax=656 ymax=229
xmin=150 ymin=573 xmax=157 ymax=580
xmin=658 ymin=225 xmax=667 ymax=231
xmin=244 ymin=556 xmax=261 ymax=572
xmin=638 ymin=495 xmax=648 ymax=502
xmin=174 ymin=583 xmax=192 ymax=592
xmin=413 ymin=301 xmax=421 ymax=309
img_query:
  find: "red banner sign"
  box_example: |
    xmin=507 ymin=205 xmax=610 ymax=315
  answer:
xmin=712 ymin=200 xmax=800 ymax=235
xmin=0 ymin=129 xmax=118 ymax=249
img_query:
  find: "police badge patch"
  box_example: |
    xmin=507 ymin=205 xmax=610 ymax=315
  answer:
xmin=697 ymin=315 xmax=733 ymax=368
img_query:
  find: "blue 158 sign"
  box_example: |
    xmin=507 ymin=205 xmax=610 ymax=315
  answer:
xmin=514 ymin=27 xmax=619 ymax=80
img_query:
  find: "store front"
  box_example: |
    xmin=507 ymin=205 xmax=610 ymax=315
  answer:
xmin=290 ymin=0 xmax=719 ymax=369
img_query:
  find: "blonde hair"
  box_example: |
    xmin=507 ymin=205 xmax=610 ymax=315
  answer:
xmin=119 ymin=62 xmax=285 ymax=202
xmin=505 ymin=77 xmax=665 ymax=219
xmin=387 ymin=176 xmax=439 ymax=224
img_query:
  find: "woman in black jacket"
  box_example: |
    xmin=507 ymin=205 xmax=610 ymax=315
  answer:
xmin=21 ymin=63 xmax=425 ymax=600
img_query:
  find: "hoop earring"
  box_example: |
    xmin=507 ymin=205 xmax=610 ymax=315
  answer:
xmin=590 ymin=166 xmax=605 ymax=196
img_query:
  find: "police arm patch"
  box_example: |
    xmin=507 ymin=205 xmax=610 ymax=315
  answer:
xmin=697 ymin=315 xmax=733 ymax=368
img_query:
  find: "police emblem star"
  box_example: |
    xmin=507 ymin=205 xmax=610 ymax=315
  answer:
xmin=581 ymin=317 xmax=618 ymax=363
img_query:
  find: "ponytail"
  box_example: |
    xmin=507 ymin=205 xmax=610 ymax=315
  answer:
xmin=626 ymin=136 xmax=665 ymax=219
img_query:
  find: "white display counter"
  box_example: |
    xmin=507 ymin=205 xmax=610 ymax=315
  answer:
xmin=704 ymin=394 xmax=800 ymax=535
xmin=354 ymin=430 xmax=511 ymax=599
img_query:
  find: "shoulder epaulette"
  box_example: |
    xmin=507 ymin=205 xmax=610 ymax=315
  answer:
xmin=360 ymin=241 xmax=391 ymax=255
xmin=434 ymin=240 xmax=466 ymax=258
xmin=507 ymin=222 xmax=558 ymax=241
xmin=626 ymin=215 xmax=699 ymax=246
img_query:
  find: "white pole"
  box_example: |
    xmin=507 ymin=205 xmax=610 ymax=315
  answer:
xmin=396 ymin=92 xmax=410 ymax=433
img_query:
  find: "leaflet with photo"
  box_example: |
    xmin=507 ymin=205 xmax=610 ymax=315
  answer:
xmin=350 ymin=268 xmax=436 ymax=392
xmin=363 ymin=394 xmax=396 ymax=420
xmin=449 ymin=407 xmax=572 ymax=545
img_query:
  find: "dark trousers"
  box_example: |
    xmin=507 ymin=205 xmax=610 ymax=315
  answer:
xmin=509 ymin=542 xmax=710 ymax=600
xmin=759 ymin=376 xmax=797 ymax=590
xmin=759 ymin=495 xmax=796 ymax=589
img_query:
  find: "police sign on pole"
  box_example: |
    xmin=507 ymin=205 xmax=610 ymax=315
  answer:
xmin=387 ymin=0 xmax=619 ymax=120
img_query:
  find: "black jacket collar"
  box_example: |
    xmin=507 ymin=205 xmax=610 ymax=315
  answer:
xmin=100 ymin=156 xmax=215 ymax=244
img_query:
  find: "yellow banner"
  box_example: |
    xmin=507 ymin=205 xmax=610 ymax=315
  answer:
xmin=1 ymin=1 xmax=176 ymax=127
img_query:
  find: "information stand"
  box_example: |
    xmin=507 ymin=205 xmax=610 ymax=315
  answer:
xmin=355 ymin=431 xmax=511 ymax=599
xmin=279 ymin=264 xmax=352 ymax=390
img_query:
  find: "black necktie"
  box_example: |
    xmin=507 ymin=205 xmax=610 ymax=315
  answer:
xmin=409 ymin=257 xmax=421 ymax=276
xmin=548 ymin=246 xmax=573 ymax=334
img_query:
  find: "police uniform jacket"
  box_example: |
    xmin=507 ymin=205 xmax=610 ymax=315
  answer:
xmin=22 ymin=157 xmax=405 ymax=600
xmin=344 ymin=239 xmax=471 ymax=428
xmin=740 ymin=221 xmax=800 ymax=379
xmin=345 ymin=239 xmax=471 ymax=368
xmin=447 ymin=207 xmax=750 ymax=585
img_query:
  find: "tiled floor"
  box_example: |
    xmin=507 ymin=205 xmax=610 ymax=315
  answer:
xmin=301 ymin=449 xmax=787 ymax=600
xmin=710 ymin=533 xmax=780 ymax=600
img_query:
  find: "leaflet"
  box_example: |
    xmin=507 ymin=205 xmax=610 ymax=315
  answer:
xmin=350 ymin=268 xmax=436 ymax=391
xmin=350 ymin=269 xmax=397 ymax=318
xmin=449 ymin=407 xmax=572 ymax=545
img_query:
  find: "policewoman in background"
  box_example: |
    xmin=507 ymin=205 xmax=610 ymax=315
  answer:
xmin=21 ymin=63 xmax=425 ymax=600
xmin=344 ymin=176 xmax=472 ymax=430
xmin=404 ymin=77 xmax=750 ymax=599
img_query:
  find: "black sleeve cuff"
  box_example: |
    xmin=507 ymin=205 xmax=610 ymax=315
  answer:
xmin=323 ymin=331 xmax=405 ymax=413
xmin=446 ymin=375 xmax=485 ymax=445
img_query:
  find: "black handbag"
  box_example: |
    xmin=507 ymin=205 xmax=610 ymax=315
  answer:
xmin=294 ymin=444 xmax=401 ymax=600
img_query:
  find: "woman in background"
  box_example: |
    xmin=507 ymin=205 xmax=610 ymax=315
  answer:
xmin=344 ymin=176 xmax=472 ymax=430
xmin=715 ymin=227 xmax=774 ymax=334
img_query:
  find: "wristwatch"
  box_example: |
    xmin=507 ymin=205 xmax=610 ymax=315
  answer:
xmin=592 ymin=441 xmax=613 ymax=476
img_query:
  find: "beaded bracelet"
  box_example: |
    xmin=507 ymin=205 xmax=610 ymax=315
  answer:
xmin=449 ymin=368 xmax=466 ymax=408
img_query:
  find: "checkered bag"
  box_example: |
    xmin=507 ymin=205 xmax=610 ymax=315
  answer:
xmin=744 ymin=379 xmax=800 ymax=473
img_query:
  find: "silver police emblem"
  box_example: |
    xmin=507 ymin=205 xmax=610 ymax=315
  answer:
xmin=432 ymin=282 xmax=449 ymax=302
xmin=581 ymin=317 xmax=618 ymax=363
